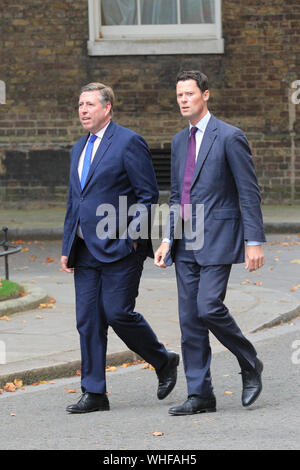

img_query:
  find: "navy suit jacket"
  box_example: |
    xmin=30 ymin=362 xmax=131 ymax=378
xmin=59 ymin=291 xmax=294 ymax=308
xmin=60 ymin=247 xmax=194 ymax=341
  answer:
xmin=164 ymin=114 xmax=266 ymax=266
xmin=62 ymin=120 xmax=159 ymax=266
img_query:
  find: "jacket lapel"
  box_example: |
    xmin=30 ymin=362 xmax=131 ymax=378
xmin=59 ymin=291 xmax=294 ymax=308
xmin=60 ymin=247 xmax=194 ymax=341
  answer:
xmin=191 ymin=114 xmax=218 ymax=189
xmin=72 ymin=134 xmax=89 ymax=190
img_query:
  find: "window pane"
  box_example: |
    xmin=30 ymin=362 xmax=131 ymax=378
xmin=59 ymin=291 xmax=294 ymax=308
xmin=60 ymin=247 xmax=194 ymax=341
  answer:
xmin=180 ymin=0 xmax=215 ymax=24
xmin=101 ymin=0 xmax=137 ymax=25
xmin=140 ymin=0 xmax=177 ymax=25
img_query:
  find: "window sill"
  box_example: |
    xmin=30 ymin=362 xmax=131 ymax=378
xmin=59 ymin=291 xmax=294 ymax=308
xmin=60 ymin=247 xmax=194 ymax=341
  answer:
xmin=87 ymin=37 xmax=224 ymax=56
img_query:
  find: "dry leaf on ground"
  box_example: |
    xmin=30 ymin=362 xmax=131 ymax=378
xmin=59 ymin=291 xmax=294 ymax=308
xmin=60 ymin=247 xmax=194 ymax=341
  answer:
xmin=4 ymin=382 xmax=16 ymax=392
xmin=13 ymin=379 xmax=23 ymax=389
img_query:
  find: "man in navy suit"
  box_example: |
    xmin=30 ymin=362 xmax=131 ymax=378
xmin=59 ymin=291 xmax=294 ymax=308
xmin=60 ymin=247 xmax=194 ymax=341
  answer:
xmin=155 ymin=71 xmax=265 ymax=415
xmin=61 ymin=82 xmax=179 ymax=413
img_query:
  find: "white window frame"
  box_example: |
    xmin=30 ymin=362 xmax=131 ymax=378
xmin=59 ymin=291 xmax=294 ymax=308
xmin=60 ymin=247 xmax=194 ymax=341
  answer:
xmin=88 ymin=0 xmax=224 ymax=55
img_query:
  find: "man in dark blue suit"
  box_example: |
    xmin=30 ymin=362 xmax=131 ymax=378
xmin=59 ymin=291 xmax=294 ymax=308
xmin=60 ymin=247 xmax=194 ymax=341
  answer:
xmin=155 ymin=71 xmax=265 ymax=415
xmin=61 ymin=82 xmax=179 ymax=413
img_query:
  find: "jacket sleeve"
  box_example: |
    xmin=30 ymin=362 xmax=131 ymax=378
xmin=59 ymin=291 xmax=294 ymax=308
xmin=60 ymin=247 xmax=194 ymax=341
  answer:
xmin=61 ymin=157 xmax=74 ymax=256
xmin=124 ymin=133 xmax=159 ymax=242
xmin=225 ymin=131 xmax=266 ymax=243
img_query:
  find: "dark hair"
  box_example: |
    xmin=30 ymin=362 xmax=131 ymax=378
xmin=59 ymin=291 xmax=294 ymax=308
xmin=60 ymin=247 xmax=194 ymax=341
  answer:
xmin=176 ymin=71 xmax=209 ymax=93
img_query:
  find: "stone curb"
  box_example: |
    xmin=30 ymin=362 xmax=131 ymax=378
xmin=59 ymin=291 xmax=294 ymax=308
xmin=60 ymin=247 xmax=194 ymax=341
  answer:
xmin=251 ymin=303 xmax=300 ymax=333
xmin=0 ymin=351 xmax=142 ymax=389
xmin=0 ymin=282 xmax=48 ymax=316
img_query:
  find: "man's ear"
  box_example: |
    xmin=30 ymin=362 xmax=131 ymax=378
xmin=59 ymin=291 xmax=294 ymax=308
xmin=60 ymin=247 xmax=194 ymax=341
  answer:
xmin=203 ymin=89 xmax=210 ymax=102
xmin=105 ymin=102 xmax=112 ymax=116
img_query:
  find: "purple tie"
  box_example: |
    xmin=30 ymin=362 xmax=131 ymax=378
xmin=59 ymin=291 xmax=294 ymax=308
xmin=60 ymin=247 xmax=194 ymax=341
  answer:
xmin=181 ymin=126 xmax=198 ymax=221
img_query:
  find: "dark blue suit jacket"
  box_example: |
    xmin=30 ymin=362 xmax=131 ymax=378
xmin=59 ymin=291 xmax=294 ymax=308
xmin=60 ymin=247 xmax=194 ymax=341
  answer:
xmin=165 ymin=114 xmax=266 ymax=266
xmin=62 ymin=120 xmax=159 ymax=266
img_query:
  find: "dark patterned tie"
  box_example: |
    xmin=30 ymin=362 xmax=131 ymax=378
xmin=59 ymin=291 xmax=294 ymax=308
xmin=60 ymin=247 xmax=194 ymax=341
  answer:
xmin=181 ymin=126 xmax=198 ymax=221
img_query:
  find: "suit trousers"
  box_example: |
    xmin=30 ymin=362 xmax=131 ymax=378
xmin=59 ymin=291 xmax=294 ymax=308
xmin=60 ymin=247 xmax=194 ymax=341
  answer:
xmin=73 ymin=238 xmax=168 ymax=394
xmin=174 ymin=236 xmax=257 ymax=397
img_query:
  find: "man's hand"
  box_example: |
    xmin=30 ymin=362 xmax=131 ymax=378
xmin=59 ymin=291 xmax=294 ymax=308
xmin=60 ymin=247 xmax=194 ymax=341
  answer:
xmin=154 ymin=242 xmax=170 ymax=268
xmin=245 ymin=245 xmax=264 ymax=272
xmin=60 ymin=255 xmax=74 ymax=273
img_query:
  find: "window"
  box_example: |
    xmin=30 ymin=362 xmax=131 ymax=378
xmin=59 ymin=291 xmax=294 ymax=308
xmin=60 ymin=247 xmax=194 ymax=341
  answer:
xmin=88 ymin=0 xmax=224 ymax=55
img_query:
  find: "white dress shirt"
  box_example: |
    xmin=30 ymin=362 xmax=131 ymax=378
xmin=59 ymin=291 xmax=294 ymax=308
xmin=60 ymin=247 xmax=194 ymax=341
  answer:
xmin=77 ymin=121 xmax=111 ymax=238
xmin=77 ymin=121 xmax=111 ymax=181
xmin=192 ymin=110 xmax=211 ymax=160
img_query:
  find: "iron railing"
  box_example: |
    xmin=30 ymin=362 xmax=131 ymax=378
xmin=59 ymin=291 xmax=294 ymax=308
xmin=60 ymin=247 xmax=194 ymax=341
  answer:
xmin=0 ymin=227 xmax=22 ymax=280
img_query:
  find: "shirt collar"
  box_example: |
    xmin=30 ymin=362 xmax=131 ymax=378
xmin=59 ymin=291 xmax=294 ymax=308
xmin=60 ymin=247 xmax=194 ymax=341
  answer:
xmin=90 ymin=120 xmax=111 ymax=140
xmin=189 ymin=111 xmax=211 ymax=134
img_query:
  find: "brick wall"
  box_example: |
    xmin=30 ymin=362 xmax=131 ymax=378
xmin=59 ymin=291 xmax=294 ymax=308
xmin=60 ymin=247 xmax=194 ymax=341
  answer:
xmin=0 ymin=0 xmax=299 ymax=204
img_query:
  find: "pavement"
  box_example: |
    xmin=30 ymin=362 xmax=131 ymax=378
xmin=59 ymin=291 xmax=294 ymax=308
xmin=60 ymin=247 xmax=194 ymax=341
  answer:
xmin=0 ymin=203 xmax=300 ymax=389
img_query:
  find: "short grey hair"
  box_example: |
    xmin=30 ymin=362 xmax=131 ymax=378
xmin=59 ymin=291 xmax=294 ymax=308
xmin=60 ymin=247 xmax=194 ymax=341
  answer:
xmin=80 ymin=82 xmax=115 ymax=115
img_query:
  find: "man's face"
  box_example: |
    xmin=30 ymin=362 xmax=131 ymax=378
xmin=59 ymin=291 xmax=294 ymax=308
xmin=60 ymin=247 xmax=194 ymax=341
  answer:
xmin=78 ymin=90 xmax=111 ymax=134
xmin=176 ymin=79 xmax=209 ymax=125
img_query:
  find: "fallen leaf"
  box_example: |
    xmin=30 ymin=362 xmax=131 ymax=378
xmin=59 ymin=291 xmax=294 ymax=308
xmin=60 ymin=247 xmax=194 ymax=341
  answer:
xmin=45 ymin=257 xmax=55 ymax=263
xmin=241 ymin=279 xmax=251 ymax=285
xmin=253 ymin=282 xmax=262 ymax=286
xmin=152 ymin=431 xmax=164 ymax=437
xmin=32 ymin=382 xmax=40 ymax=386
xmin=21 ymin=247 xmax=29 ymax=252
xmin=291 ymin=259 xmax=300 ymax=264
xmin=36 ymin=314 xmax=44 ymax=319
xmin=291 ymin=285 xmax=300 ymax=292
xmin=30 ymin=256 xmax=37 ymax=262
xmin=13 ymin=379 xmax=23 ymax=389
xmin=0 ymin=316 xmax=10 ymax=321
xmin=76 ymin=369 xmax=81 ymax=376
xmin=48 ymin=297 xmax=56 ymax=303
xmin=225 ymin=391 xmax=233 ymax=395
xmin=4 ymin=382 xmax=16 ymax=392
xmin=65 ymin=388 xmax=77 ymax=393
xmin=39 ymin=380 xmax=48 ymax=384
xmin=0 ymin=389 xmax=3 ymax=394
xmin=106 ymin=366 xmax=117 ymax=372
xmin=10 ymin=413 xmax=16 ymax=417
xmin=49 ymin=381 xmax=56 ymax=384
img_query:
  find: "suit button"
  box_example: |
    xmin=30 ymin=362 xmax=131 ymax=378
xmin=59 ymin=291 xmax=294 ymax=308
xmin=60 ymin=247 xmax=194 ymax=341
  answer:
xmin=80 ymin=197 xmax=83 ymax=202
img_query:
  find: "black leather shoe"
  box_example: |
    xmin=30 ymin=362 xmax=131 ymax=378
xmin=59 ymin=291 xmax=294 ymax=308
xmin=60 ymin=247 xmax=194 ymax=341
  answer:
xmin=241 ymin=357 xmax=263 ymax=407
xmin=66 ymin=392 xmax=110 ymax=414
xmin=169 ymin=394 xmax=217 ymax=416
xmin=156 ymin=351 xmax=180 ymax=400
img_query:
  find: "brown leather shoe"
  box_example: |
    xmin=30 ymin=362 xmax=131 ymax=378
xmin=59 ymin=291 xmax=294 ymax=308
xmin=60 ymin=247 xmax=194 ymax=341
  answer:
xmin=66 ymin=392 xmax=110 ymax=414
